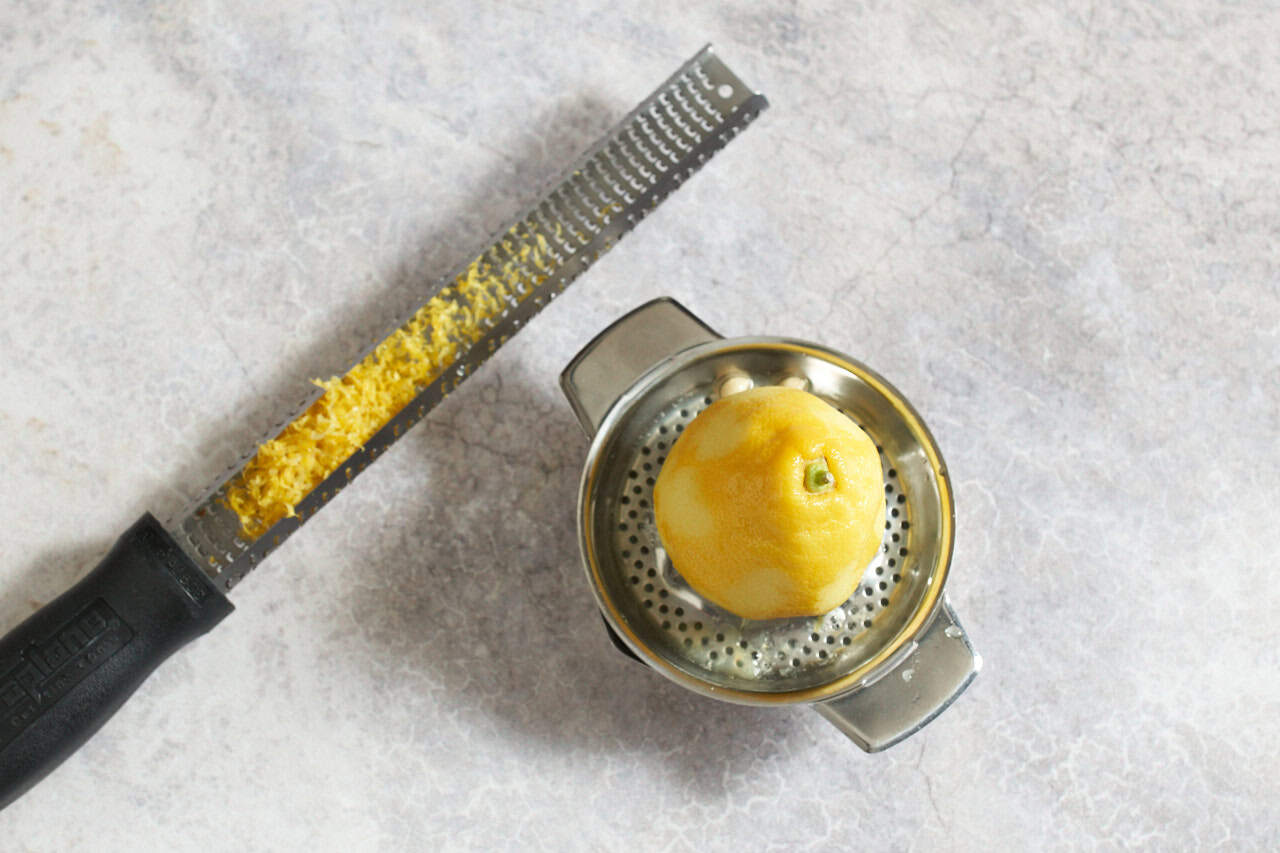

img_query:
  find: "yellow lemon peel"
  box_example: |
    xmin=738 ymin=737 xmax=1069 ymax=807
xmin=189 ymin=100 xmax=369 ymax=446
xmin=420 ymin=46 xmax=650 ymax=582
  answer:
xmin=653 ymin=386 xmax=885 ymax=620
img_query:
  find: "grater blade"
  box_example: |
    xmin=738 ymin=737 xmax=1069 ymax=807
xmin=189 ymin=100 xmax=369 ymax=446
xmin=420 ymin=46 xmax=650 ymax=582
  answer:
xmin=169 ymin=45 xmax=768 ymax=592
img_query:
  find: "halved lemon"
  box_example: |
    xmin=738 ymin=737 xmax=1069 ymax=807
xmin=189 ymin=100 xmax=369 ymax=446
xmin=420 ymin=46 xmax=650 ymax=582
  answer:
xmin=653 ymin=386 xmax=885 ymax=620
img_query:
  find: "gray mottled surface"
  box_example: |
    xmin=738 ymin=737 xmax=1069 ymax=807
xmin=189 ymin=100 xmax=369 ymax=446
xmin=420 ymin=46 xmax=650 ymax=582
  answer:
xmin=2 ymin=1 xmax=1277 ymax=849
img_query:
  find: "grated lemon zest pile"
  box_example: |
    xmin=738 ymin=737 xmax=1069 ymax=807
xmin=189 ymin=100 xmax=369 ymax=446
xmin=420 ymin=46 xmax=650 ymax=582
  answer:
xmin=224 ymin=224 xmax=560 ymax=538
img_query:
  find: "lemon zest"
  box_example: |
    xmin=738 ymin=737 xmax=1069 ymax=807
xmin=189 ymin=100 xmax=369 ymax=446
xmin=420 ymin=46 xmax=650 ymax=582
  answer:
xmin=224 ymin=224 xmax=558 ymax=538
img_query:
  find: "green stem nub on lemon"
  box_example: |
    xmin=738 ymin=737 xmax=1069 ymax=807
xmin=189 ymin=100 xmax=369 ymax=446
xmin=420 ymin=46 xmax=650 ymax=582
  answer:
xmin=804 ymin=459 xmax=834 ymax=493
xmin=653 ymin=386 xmax=885 ymax=621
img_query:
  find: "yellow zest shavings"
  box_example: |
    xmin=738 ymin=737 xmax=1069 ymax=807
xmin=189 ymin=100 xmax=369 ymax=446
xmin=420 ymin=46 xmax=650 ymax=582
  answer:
xmin=223 ymin=225 xmax=559 ymax=538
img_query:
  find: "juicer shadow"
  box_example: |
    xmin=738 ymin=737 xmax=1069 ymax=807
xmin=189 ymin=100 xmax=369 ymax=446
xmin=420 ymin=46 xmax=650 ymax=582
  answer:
xmin=337 ymin=358 xmax=806 ymax=786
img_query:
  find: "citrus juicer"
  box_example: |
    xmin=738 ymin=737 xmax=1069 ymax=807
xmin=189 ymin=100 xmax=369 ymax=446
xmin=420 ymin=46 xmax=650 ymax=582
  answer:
xmin=560 ymin=298 xmax=980 ymax=750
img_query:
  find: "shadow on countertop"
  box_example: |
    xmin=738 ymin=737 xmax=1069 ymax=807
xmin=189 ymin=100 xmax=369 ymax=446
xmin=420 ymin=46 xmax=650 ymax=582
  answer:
xmin=0 ymin=545 xmax=117 ymax=637
xmin=333 ymin=358 xmax=806 ymax=791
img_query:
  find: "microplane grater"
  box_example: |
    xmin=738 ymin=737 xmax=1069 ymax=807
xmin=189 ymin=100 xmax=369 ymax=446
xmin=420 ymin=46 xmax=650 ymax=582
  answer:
xmin=0 ymin=46 xmax=767 ymax=811
xmin=171 ymin=45 xmax=768 ymax=591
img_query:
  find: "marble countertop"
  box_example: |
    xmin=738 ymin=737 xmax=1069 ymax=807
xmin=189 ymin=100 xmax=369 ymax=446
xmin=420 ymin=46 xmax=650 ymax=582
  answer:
xmin=2 ymin=2 xmax=1277 ymax=850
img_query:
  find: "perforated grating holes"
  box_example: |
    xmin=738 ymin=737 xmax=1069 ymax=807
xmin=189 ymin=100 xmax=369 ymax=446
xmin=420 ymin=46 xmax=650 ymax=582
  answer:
xmin=608 ymin=386 xmax=913 ymax=684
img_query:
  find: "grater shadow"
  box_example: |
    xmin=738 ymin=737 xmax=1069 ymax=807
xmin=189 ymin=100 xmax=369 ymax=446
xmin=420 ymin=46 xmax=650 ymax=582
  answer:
xmin=0 ymin=544 xmax=115 ymax=638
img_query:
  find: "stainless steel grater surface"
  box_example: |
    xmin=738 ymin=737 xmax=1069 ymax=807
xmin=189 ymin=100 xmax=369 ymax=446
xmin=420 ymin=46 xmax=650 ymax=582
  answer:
xmin=170 ymin=46 xmax=769 ymax=591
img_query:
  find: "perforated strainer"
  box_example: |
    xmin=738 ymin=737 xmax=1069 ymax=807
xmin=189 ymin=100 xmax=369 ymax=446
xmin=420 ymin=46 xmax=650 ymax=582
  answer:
xmin=560 ymin=298 xmax=980 ymax=751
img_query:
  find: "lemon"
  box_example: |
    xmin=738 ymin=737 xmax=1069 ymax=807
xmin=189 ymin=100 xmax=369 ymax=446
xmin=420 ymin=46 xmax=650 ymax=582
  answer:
xmin=653 ymin=385 xmax=885 ymax=620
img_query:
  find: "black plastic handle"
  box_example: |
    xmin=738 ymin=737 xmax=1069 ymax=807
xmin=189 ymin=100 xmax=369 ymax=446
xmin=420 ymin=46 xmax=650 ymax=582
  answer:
xmin=0 ymin=513 xmax=233 ymax=810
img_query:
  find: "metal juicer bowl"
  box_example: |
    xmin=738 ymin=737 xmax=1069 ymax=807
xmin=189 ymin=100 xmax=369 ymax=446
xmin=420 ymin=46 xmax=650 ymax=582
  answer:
xmin=561 ymin=298 xmax=979 ymax=751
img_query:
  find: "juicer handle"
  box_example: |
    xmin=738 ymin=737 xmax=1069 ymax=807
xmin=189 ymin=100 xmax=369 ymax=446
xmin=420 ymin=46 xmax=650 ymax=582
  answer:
xmin=559 ymin=297 xmax=720 ymax=438
xmin=815 ymin=597 xmax=980 ymax=752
